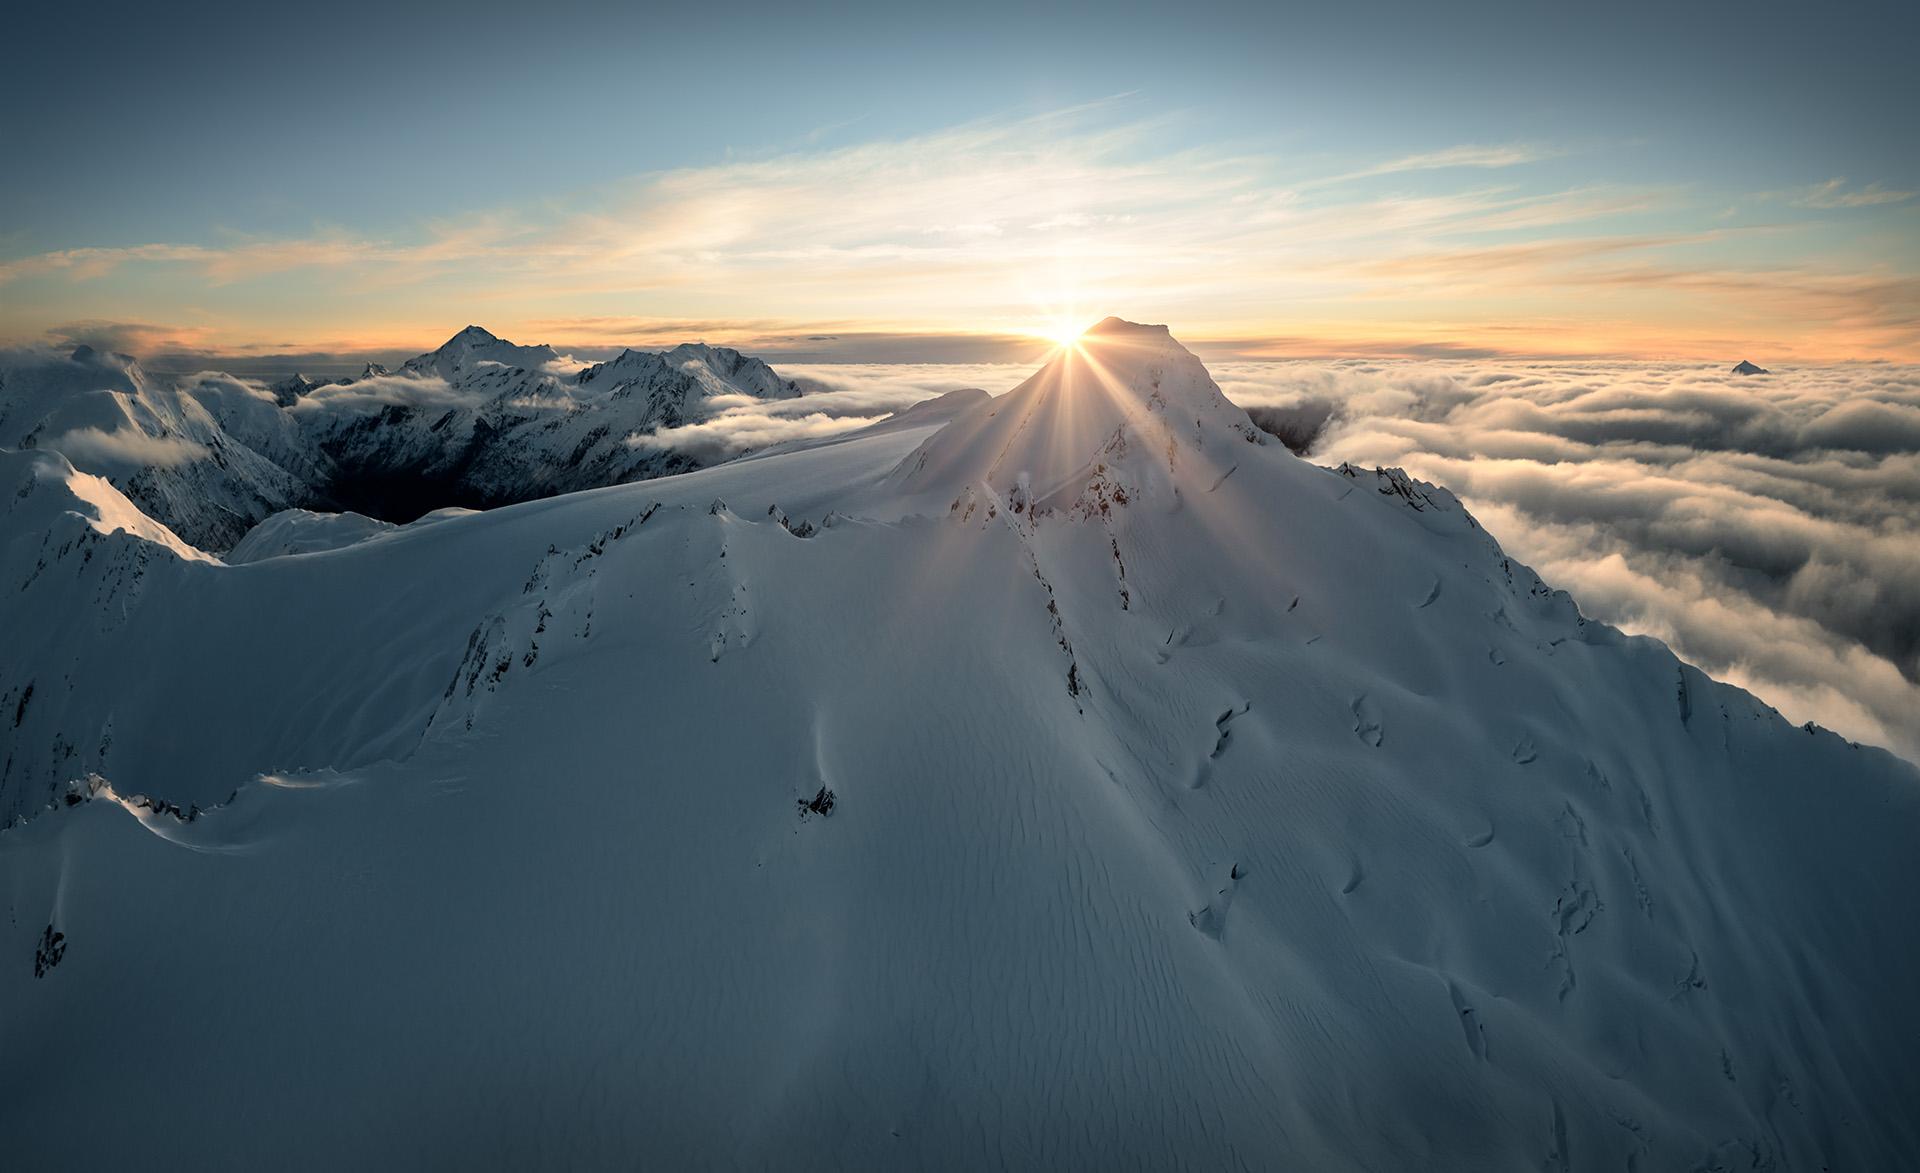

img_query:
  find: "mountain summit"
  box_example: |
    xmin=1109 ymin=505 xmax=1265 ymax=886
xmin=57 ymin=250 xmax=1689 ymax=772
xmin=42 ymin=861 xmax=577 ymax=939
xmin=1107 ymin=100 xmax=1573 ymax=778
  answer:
xmin=400 ymin=323 xmax=562 ymax=382
xmin=890 ymin=316 xmax=1263 ymax=511
xmin=1731 ymin=358 xmax=1770 ymax=375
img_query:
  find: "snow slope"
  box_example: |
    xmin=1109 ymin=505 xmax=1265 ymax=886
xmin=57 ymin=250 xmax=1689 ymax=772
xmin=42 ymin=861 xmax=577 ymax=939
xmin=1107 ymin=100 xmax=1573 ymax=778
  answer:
xmin=2 ymin=321 xmax=1916 ymax=1169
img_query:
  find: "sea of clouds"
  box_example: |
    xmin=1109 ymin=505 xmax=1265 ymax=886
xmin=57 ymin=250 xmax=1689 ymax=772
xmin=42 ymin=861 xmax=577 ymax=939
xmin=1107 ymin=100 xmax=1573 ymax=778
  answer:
xmin=763 ymin=358 xmax=1920 ymax=763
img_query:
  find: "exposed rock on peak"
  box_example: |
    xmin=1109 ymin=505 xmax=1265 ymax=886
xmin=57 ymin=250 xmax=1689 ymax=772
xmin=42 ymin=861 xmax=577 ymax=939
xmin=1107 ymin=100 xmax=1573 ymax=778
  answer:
xmin=1732 ymin=359 xmax=1770 ymax=375
xmin=269 ymin=373 xmax=319 ymax=406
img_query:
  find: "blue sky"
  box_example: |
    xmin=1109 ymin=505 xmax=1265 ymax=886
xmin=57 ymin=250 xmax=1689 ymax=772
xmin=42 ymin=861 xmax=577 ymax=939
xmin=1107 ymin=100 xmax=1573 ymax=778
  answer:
xmin=3 ymin=0 xmax=1915 ymax=362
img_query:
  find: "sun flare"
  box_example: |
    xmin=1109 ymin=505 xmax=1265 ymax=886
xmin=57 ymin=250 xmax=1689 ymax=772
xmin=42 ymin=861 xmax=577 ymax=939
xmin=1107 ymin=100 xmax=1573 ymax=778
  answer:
xmin=1033 ymin=320 xmax=1089 ymax=351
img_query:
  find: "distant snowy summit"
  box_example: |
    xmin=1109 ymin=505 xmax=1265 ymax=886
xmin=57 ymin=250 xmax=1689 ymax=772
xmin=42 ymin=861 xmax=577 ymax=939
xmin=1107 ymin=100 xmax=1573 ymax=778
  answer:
xmin=1731 ymin=359 xmax=1770 ymax=375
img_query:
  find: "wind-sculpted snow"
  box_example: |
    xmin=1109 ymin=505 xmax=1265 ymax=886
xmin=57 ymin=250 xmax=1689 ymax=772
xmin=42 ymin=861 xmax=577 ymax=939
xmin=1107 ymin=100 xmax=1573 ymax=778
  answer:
xmin=3 ymin=326 xmax=1917 ymax=1169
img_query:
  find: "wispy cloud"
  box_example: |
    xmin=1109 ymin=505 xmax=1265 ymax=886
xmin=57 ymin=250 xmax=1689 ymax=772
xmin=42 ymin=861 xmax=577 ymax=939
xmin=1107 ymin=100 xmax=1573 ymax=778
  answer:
xmin=1311 ymin=143 xmax=1557 ymax=186
xmin=1793 ymin=178 xmax=1916 ymax=209
xmin=48 ymin=426 xmax=208 ymax=468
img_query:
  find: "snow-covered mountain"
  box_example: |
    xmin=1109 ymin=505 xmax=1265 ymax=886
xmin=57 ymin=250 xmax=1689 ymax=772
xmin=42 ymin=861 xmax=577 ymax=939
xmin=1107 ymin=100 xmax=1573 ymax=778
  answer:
xmin=0 ymin=345 xmax=315 ymax=550
xmin=297 ymin=326 xmax=807 ymax=521
xmin=3 ymin=320 xmax=1915 ymax=1169
xmin=0 ymin=327 xmax=808 ymax=550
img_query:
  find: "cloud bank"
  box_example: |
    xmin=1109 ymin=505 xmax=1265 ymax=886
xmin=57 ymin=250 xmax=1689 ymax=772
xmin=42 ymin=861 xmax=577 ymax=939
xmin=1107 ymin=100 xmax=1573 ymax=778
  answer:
xmin=1213 ymin=358 xmax=1920 ymax=762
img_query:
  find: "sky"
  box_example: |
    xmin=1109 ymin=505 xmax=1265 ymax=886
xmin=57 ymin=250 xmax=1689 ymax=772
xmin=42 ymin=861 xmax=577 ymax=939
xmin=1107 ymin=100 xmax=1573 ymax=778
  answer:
xmin=3 ymin=0 xmax=1917 ymax=366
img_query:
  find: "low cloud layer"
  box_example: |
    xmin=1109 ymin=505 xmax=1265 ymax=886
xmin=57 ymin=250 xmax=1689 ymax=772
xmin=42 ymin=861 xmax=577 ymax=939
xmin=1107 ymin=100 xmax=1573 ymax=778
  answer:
xmin=1212 ymin=358 xmax=1920 ymax=762
xmin=288 ymin=373 xmax=466 ymax=415
xmin=630 ymin=363 xmax=1026 ymax=463
xmin=47 ymin=426 xmax=208 ymax=468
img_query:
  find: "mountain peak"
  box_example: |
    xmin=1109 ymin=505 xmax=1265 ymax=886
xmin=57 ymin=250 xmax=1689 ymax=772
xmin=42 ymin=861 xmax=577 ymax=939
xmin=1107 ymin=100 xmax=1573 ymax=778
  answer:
xmin=1732 ymin=359 xmax=1770 ymax=375
xmin=401 ymin=326 xmax=560 ymax=382
xmin=1082 ymin=316 xmax=1173 ymax=340
xmin=889 ymin=317 xmax=1263 ymax=509
xmin=663 ymin=342 xmax=801 ymax=400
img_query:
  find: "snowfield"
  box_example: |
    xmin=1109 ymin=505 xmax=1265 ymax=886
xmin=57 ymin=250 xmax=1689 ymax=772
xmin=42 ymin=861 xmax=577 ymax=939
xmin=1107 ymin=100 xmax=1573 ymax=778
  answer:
xmin=3 ymin=320 xmax=1916 ymax=1169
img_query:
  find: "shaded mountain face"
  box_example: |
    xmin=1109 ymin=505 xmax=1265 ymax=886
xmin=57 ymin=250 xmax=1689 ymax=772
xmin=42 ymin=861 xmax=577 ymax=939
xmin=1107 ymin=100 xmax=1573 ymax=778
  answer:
xmin=1731 ymin=359 xmax=1770 ymax=375
xmin=0 ymin=329 xmax=807 ymax=548
xmin=3 ymin=321 xmax=1915 ymax=1169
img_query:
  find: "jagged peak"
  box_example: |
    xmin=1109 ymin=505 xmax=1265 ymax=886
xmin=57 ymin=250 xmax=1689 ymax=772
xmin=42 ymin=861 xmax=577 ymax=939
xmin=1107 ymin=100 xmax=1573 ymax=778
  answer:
xmin=401 ymin=326 xmax=560 ymax=380
xmin=268 ymin=372 xmax=318 ymax=406
xmin=663 ymin=341 xmax=732 ymax=361
xmin=575 ymin=348 xmax=671 ymax=387
xmin=607 ymin=347 xmax=668 ymax=367
xmin=664 ymin=343 xmax=800 ymax=399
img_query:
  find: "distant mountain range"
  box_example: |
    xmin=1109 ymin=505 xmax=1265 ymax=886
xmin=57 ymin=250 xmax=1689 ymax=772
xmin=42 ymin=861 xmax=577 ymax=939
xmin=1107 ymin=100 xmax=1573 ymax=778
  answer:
xmin=0 ymin=326 xmax=805 ymax=549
